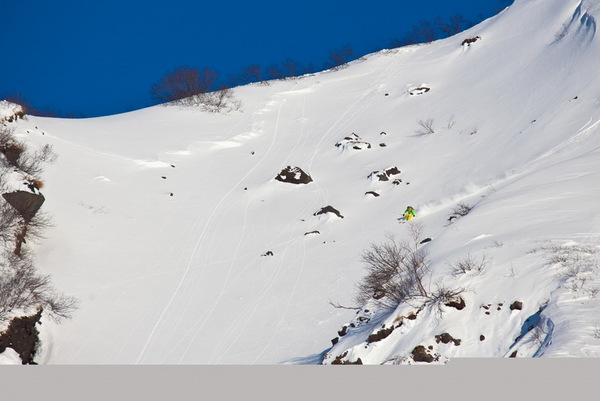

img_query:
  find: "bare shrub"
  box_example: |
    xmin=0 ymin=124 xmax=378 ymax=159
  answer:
xmin=13 ymin=211 xmax=53 ymax=256
xmin=452 ymin=202 xmax=473 ymax=217
xmin=0 ymin=202 xmax=20 ymax=245
xmin=0 ymin=126 xmax=26 ymax=167
xmin=395 ymin=20 xmax=437 ymax=47
xmin=150 ymin=66 xmax=219 ymax=104
xmin=436 ymin=14 xmax=470 ymax=36
xmin=428 ymin=281 xmax=466 ymax=318
xmin=17 ymin=144 xmax=57 ymax=177
xmin=537 ymin=242 xmax=598 ymax=294
xmin=416 ymin=119 xmax=435 ymax=135
xmin=450 ymin=253 xmax=491 ymax=275
xmin=229 ymin=65 xmax=270 ymax=87
xmin=0 ymin=128 xmax=78 ymax=324
xmin=447 ymin=115 xmax=456 ymax=129
xmin=327 ymin=46 xmax=355 ymax=71
xmin=196 ymin=88 xmax=242 ymax=113
xmin=355 ymin=223 xmax=430 ymax=309
xmin=265 ymin=63 xmax=286 ymax=81
xmin=0 ymin=252 xmax=78 ymax=322
xmin=282 ymin=58 xmax=306 ymax=78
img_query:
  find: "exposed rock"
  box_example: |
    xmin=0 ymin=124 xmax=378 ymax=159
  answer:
xmin=330 ymin=351 xmax=363 ymax=365
xmin=365 ymin=191 xmax=380 ymax=197
xmin=419 ymin=238 xmax=432 ymax=244
xmin=2 ymin=190 xmax=45 ymax=221
xmin=445 ymin=296 xmax=466 ymax=310
xmin=275 ymin=166 xmax=313 ymax=184
xmin=304 ymin=230 xmax=320 ymax=236
xmin=461 ymin=36 xmax=481 ymax=46
xmin=335 ymin=133 xmax=371 ymax=151
xmin=435 ymin=333 xmax=461 ymax=346
xmin=385 ymin=167 xmax=401 ymax=176
xmin=368 ymin=166 xmax=401 ymax=182
xmin=510 ymin=301 xmax=523 ymax=311
xmin=0 ymin=308 xmax=43 ymax=365
xmin=369 ymin=171 xmax=389 ymax=181
xmin=314 ymin=205 xmax=344 ymax=219
xmin=409 ymin=87 xmax=431 ymax=96
xmin=367 ymin=325 xmax=397 ymax=344
xmin=411 ymin=345 xmax=434 ymax=363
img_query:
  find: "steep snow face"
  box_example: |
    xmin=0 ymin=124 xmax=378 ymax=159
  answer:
xmin=3 ymin=0 xmax=600 ymax=364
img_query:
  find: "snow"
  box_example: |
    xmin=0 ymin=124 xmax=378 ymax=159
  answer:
xmin=2 ymin=0 xmax=600 ymax=364
xmin=0 ymin=348 xmax=22 ymax=365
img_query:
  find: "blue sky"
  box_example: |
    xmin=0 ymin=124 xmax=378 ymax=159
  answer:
xmin=0 ymin=1 xmax=510 ymax=117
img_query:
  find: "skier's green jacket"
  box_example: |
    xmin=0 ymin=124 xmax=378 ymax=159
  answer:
xmin=403 ymin=206 xmax=415 ymax=220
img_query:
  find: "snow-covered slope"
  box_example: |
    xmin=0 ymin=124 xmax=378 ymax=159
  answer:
xmin=3 ymin=0 xmax=600 ymax=364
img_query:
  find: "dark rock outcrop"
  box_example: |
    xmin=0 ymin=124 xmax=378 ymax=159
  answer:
xmin=2 ymin=190 xmax=45 ymax=221
xmin=510 ymin=301 xmax=523 ymax=311
xmin=435 ymin=333 xmax=461 ymax=346
xmin=461 ymin=36 xmax=481 ymax=46
xmin=368 ymin=166 xmax=401 ymax=182
xmin=274 ymin=166 xmax=313 ymax=184
xmin=409 ymin=87 xmax=430 ymax=96
xmin=0 ymin=308 xmax=43 ymax=364
xmin=411 ymin=345 xmax=434 ymax=363
xmin=314 ymin=206 xmax=344 ymax=219
xmin=445 ymin=297 xmax=466 ymax=310
xmin=335 ymin=133 xmax=371 ymax=151
xmin=367 ymin=325 xmax=396 ymax=344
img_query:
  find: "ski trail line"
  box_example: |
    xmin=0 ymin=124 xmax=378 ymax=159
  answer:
xmin=136 ymin=99 xmax=285 ymax=364
xmin=173 ymin=99 xmax=286 ymax=363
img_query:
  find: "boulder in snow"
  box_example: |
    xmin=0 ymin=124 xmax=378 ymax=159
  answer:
xmin=335 ymin=133 xmax=371 ymax=151
xmin=314 ymin=205 xmax=344 ymax=219
xmin=2 ymin=190 xmax=45 ymax=221
xmin=274 ymin=166 xmax=313 ymax=184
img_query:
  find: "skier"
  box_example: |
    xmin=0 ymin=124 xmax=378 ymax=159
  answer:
xmin=403 ymin=206 xmax=416 ymax=221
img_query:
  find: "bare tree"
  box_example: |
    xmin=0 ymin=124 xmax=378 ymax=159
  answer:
xmin=150 ymin=66 xmax=219 ymax=104
xmin=17 ymin=144 xmax=57 ymax=177
xmin=266 ymin=63 xmax=287 ymax=81
xmin=355 ymin=223 xmax=430 ymax=309
xmin=449 ymin=253 xmax=491 ymax=275
xmin=436 ymin=14 xmax=469 ymax=36
xmin=0 ymin=124 xmax=79 ymax=324
xmin=200 ymin=87 xmax=242 ymax=113
xmin=416 ymin=119 xmax=435 ymax=135
xmin=230 ymin=64 xmax=269 ymax=86
xmin=399 ymin=21 xmax=437 ymax=46
xmin=0 ymin=251 xmax=78 ymax=322
xmin=282 ymin=58 xmax=304 ymax=79
xmin=327 ymin=46 xmax=355 ymax=71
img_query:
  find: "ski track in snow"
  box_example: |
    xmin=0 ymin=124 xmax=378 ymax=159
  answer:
xmin=166 ymin=88 xmax=322 ymax=363
xmin=173 ymin=98 xmax=288 ymax=363
xmin=135 ymin=92 xmax=283 ymax=364
xmin=9 ymin=0 xmax=600 ymax=365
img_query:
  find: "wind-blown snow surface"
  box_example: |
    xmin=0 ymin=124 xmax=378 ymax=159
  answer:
xmin=5 ymin=0 xmax=600 ymax=363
